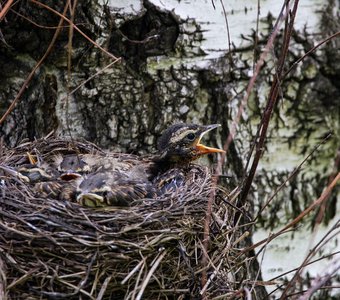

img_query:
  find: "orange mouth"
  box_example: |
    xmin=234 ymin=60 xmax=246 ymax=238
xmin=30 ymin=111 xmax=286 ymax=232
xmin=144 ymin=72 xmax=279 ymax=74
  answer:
xmin=195 ymin=124 xmax=225 ymax=155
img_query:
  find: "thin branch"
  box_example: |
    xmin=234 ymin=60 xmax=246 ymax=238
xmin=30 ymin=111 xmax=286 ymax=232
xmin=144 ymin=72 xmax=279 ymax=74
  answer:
xmin=254 ymin=132 xmax=332 ymax=221
xmin=201 ymin=2 xmax=294 ymax=297
xmin=269 ymin=250 xmax=340 ymax=283
xmin=218 ymin=0 xmax=232 ymax=59
xmin=135 ymin=249 xmax=167 ymax=300
xmin=10 ymin=9 xmax=87 ymax=29
xmin=30 ymin=0 xmax=118 ymax=60
xmin=279 ymin=220 xmax=340 ymax=299
xmin=242 ymin=172 xmax=340 ymax=254
xmin=298 ymin=259 xmax=340 ymax=300
xmin=282 ymin=30 xmax=340 ymax=79
xmin=0 ymin=0 xmax=14 ymax=21
xmin=240 ymin=0 xmax=300 ymax=204
xmin=64 ymin=0 xmax=78 ymax=141
xmin=0 ymin=1 xmax=70 ymax=124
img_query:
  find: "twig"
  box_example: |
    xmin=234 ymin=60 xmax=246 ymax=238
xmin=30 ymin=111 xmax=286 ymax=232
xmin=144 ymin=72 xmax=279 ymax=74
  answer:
xmin=298 ymin=259 xmax=340 ymax=300
xmin=218 ymin=0 xmax=232 ymax=64
xmin=242 ymin=172 xmax=340 ymax=255
xmin=96 ymin=276 xmax=112 ymax=300
xmin=65 ymin=0 xmax=78 ymax=139
xmin=0 ymin=1 xmax=70 ymax=124
xmin=0 ymin=0 xmax=14 ymax=21
xmin=254 ymin=132 xmax=332 ymax=221
xmin=269 ymin=250 xmax=340 ymax=283
xmin=240 ymin=0 xmax=300 ymax=204
xmin=0 ymin=255 xmax=7 ymax=300
xmin=30 ymin=0 xmax=118 ymax=60
xmin=279 ymin=220 xmax=340 ymax=299
xmin=282 ymin=30 xmax=340 ymax=79
xmin=201 ymin=1 xmax=294 ymax=296
xmin=121 ymin=259 xmax=145 ymax=285
xmin=200 ymin=260 xmax=223 ymax=295
xmin=135 ymin=249 xmax=167 ymax=300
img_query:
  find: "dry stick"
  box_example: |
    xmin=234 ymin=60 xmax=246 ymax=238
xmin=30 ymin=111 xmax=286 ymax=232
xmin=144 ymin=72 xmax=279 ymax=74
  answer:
xmin=29 ymin=0 xmax=121 ymax=137
xmin=65 ymin=0 xmax=78 ymax=139
xmin=253 ymin=31 xmax=340 ymax=295
xmin=0 ymin=2 xmax=70 ymax=125
xmin=249 ymin=237 xmax=268 ymax=295
xmin=269 ymin=251 xmax=340 ymax=284
xmin=287 ymin=286 xmax=340 ymax=299
xmin=0 ymin=255 xmax=6 ymax=300
xmin=6 ymin=268 xmax=39 ymax=290
xmin=61 ymin=60 xmax=121 ymax=103
xmin=200 ymin=260 xmax=223 ymax=295
xmin=242 ymin=18 xmax=340 ymax=207
xmin=0 ymin=0 xmax=14 ymax=21
xmin=316 ymin=149 xmax=340 ymax=224
xmin=200 ymin=1 xmax=291 ymax=297
xmin=79 ymin=251 xmax=97 ymax=291
xmin=135 ymin=250 xmax=167 ymax=300
xmin=248 ymin=29 xmax=340 ymax=284
xmin=252 ymin=225 xmax=339 ymax=293
xmin=55 ymin=279 xmax=96 ymax=299
xmin=10 ymin=9 xmax=87 ymax=29
xmin=299 ymin=259 xmax=340 ymax=300
xmin=254 ymin=132 xmax=332 ymax=221
xmin=30 ymin=0 xmax=118 ymax=61
xmin=267 ymin=251 xmax=340 ymax=297
xmin=241 ymin=172 xmax=340 ymax=255
xmin=121 ymin=259 xmax=145 ymax=285
xmin=96 ymin=276 xmax=112 ymax=300
xmin=0 ymin=1 xmax=121 ymax=125
xmin=218 ymin=0 xmax=232 ymax=56
xmin=240 ymin=0 xmax=300 ymax=204
xmin=282 ymin=30 xmax=340 ymax=80
xmin=242 ymin=1 xmax=288 ymax=177
xmin=279 ymin=220 xmax=340 ymax=299
xmin=131 ymin=255 xmax=146 ymax=300
xmin=252 ymin=0 xmax=261 ymax=71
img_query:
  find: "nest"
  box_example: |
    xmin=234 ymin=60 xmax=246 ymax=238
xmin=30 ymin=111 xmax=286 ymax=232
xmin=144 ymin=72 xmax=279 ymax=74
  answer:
xmin=0 ymin=138 xmax=248 ymax=299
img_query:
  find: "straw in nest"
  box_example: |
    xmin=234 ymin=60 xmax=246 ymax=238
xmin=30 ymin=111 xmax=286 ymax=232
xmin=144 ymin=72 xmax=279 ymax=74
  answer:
xmin=0 ymin=137 xmax=248 ymax=299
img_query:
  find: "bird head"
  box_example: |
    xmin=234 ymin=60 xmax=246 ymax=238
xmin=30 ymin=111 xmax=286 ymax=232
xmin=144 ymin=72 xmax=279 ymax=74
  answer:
xmin=156 ymin=123 xmax=225 ymax=164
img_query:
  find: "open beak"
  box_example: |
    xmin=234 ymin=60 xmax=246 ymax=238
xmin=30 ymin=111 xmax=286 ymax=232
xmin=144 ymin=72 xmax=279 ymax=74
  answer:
xmin=195 ymin=124 xmax=225 ymax=155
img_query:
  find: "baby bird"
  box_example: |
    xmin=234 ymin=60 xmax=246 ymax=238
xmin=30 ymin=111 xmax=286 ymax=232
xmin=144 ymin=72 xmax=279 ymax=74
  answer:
xmin=2 ymin=124 xmax=224 ymax=206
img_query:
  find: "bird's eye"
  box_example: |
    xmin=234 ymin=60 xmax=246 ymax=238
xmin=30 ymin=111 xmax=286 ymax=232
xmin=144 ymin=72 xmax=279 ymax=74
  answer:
xmin=186 ymin=133 xmax=196 ymax=140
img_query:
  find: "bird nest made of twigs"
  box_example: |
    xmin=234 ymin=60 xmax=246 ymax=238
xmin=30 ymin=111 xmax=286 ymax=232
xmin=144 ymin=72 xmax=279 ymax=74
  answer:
xmin=0 ymin=137 xmax=245 ymax=300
